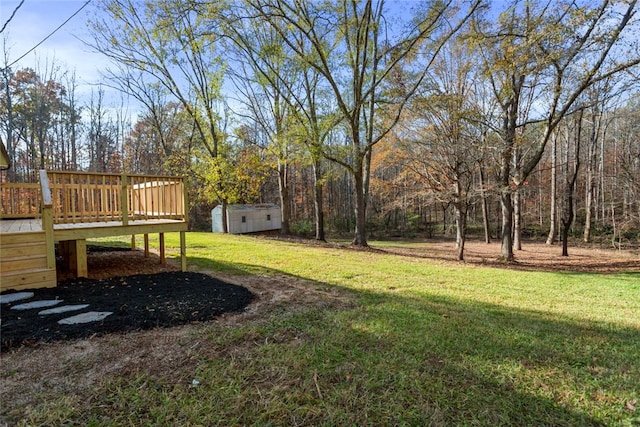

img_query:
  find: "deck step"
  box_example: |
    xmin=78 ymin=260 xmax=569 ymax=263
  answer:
xmin=1 ymin=231 xmax=56 ymax=291
xmin=1 ymin=254 xmax=48 ymax=273
xmin=0 ymin=241 xmax=48 ymax=259
xmin=0 ymin=231 xmax=47 ymax=245
xmin=0 ymin=268 xmax=57 ymax=291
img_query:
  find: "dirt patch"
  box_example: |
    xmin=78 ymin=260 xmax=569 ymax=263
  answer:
xmin=263 ymin=235 xmax=639 ymax=273
xmin=374 ymin=238 xmax=640 ymax=273
xmin=55 ymin=245 xmax=179 ymax=281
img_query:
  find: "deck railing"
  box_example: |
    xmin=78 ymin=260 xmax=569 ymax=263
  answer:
xmin=47 ymin=171 xmax=186 ymax=225
xmin=128 ymin=174 xmax=186 ymax=221
xmin=0 ymin=182 xmax=41 ymax=218
xmin=0 ymin=171 xmax=187 ymax=225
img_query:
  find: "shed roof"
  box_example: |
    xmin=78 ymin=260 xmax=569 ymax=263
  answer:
xmin=225 ymin=204 xmax=279 ymax=211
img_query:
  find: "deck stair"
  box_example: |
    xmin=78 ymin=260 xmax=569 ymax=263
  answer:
xmin=0 ymin=231 xmax=56 ymax=291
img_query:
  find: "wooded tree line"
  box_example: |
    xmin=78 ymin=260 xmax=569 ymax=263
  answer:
xmin=1 ymin=0 xmax=638 ymax=259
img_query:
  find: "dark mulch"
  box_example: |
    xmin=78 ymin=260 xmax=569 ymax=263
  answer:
xmin=0 ymin=272 xmax=254 ymax=352
xmin=86 ymin=244 xmax=132 ymax=252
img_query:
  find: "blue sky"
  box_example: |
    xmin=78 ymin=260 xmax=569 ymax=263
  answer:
xmin=1 ymin=0 xmax=435 ymax=93
xmin=1 ymin=0 xmax=512 ymax=112
xmin=1 ymin=0 xmax=106 ymax=96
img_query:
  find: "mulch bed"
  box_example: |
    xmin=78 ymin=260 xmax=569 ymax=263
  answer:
xmin=1 ymin=272 xmax=254 ymax=352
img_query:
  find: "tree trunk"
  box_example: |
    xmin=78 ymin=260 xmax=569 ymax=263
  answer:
xmin=546 ymin=131 xmax=558 ymax=245
xmin=512 ymin=139 xmax=523 ymax=250
xmin=561 ymin=216 xmax=571 ymax=256
xmin=598 ymin=127 xmax=605 ymax=226
xmin=500 ymin=190 xmax=514 ymax=261
xmin=495 ymin=202 xmax=501 ymax=240
xmin=561 ymin=110 xmax=582 ymax=256
xmin=583 ymin=175 xmax=594 ymax=243
xmin=455 ymin=183 xmax=462 ymax=247
xmin=2 ymin=67 xmax=16 ymax=181
xmin=221 ymin=199 xmax=229 ymax=233
xmin=538 ymin=167 xmax=543 ymax=227
xmin=442 ymin=204 xmax=448 ymax=235
xmin=513 ymin=189 xmax=522 ymax=250
xmin=497 ymin=76 xmax=520 ymax=261
xmin=312 ymin=157 xmax=325 ymax=241
xmin=583 ymin=109 xmax=599 ymax=243
xmin=278 ymin=160 xmax=291 ymax=235
xmin=455 ymin=204 xmax=467 ymax=261
xmin=352 ymin=166 xmax=368 ymax=246
xmin=561 ymin=181 xmax=575 ymax=257
xmin=479 ymin=166 xmax=491 ymax=244
xmin=363 ymin=147 xmax=372 ymax=215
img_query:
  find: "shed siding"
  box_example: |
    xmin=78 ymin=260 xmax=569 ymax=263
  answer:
xmin=212 ymin=204 xmax=281 ymax=234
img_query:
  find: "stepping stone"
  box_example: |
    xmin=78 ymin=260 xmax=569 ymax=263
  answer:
xmin=11 ymin=300 xmax=63 ymax=310
xmin=58 ymin=311 xmax=113 ymax=325
xmin=0 ymin=292 xmax=35 ymax=304
xmin=39 ymin=304 xmax=90 ymax=315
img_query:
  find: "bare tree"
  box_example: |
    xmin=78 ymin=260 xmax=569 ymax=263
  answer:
xmin=472 ymin=0 xmax=640 ymax=260
xmin=87 ymin=87 xmax=120 ymax=172
xmin=559 ymin=111 xmax=582 ymax=256
xmin=399 ymin=40 xmax=484 ymax=260
xmin=89 ymin=0 xmax=232 ymax=228
xmin=1 ymin=39 xmax=16 ymax=181
xmin=248 ymin=0 xmax=480 ymax=246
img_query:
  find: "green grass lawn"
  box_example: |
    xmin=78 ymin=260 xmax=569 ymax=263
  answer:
xmin=23 ymin=233 xmax=640 ymax=425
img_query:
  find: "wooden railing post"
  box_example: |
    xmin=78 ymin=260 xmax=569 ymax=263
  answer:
xmin=39 ymin=170 xmax=55 ymax=270
xmin=182 ymin=177 xmax=189 ymax=225
xmin=121 ymin=173 xmax=129 ymax=226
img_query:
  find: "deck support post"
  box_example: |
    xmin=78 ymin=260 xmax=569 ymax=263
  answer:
xmin=180 ymin=231 xmax=187 ymax=272
xmin=131 ymin=235 xmax=136 ymax=250
xmin=59 ymin=239 xmax=88 ymax=278
xmin=144 ymin=234 xmax=150 ymax=258
xmin=159 ymin=233 xmax=165 ymax=265
xmin=75 ymin=239 xmax=88 ymax=278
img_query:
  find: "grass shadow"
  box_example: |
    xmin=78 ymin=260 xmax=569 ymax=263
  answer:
xmin=5 ymin=244 xmax=636 ymax=425
xmin=166 ymin=256 xmax=639 ymax=425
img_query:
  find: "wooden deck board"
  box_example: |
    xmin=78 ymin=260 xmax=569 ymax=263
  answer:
xmin=1 ymin=219 xmax=42 ymax=234
xmin=2 ymin=218 xmax=188 ymax=245
xmin=53 ymin=219 xmax=184 ymax=230
xmin=2 ymin=218 xmax=185 ymax=235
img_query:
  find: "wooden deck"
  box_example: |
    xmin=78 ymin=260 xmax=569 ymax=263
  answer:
xmin=1 ymin=218 xmax=187 ymax=237
xmin=1 ymin=170 xmax=189 ymax=291
xmin=1 ymin=218 xmax=41 ymax=233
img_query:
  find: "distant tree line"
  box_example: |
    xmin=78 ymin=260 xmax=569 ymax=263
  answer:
xmin=1 ymin=0 xmax=638 ymax=259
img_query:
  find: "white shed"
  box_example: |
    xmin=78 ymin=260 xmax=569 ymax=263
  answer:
xmin=211 ymin=204 xmax=282 ymax=234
